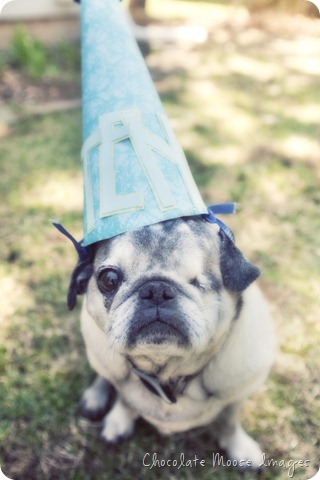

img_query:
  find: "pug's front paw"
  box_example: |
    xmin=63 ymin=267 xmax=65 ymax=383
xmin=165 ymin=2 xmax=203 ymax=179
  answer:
xmin=220 ymin=425 xmax=263 ymax=469
xmin=80 ymin=375 xmax=115 ymax=421
xmin=101 ymin=397 xmax=138 ymax=445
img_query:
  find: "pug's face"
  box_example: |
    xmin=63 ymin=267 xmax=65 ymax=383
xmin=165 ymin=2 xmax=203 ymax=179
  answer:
xmin=70 ymin=217 xmax=259 ymax=373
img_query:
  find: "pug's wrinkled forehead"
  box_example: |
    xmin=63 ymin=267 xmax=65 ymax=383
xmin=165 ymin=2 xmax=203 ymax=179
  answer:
xmin=94 ymin=217 xmax=220 ymax=278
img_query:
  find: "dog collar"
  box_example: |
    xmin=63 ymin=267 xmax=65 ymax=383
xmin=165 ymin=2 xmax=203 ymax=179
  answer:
xmin=131 ymin=364 xmax=202 ymax=405
xmin=132 ymin=366 xmax=177 ymax=404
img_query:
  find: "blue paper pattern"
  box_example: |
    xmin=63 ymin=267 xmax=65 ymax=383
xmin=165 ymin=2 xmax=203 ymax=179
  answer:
xmin=80 ymin=0 xmax=207 ymax=246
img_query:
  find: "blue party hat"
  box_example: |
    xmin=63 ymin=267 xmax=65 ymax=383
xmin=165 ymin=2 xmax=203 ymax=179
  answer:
xmin=79 ymin=0 xmax=208 ymax=246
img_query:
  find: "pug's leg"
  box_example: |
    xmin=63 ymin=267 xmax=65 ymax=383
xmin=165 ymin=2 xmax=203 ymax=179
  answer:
xmin=80 ymin=374 xmax=115 ymax=421
xmin=101 ymin=396 xmax=138 ymax=445
xmin=216 ymin=403 xmax=263 ymax=468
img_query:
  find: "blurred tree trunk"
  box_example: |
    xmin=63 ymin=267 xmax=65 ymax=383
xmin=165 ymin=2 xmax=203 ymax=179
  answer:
xmin=128 ymin=0 xmax=149 ymax=25
xmin=129 ymin=0 xmax=146 ymax=9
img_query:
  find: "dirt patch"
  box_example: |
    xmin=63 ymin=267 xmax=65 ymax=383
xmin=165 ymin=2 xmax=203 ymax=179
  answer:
xmin=0 ymin=68 xmax=80 ymax=106
xmin=0 ymin=9 xmax=319 ymax=111
xmin=249 ymin=10 xmax=320 ymax=37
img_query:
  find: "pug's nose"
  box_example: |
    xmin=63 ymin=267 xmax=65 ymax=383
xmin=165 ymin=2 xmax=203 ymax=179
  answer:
xmin=139 ymin=282 xmax=176 ymax=305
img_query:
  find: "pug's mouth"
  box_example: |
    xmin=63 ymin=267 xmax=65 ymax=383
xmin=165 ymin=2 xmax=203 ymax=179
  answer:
xmin=126 ymin=308 xmax=189 ymax=348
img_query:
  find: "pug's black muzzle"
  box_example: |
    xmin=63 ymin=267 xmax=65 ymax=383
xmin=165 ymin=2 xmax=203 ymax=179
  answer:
xmin=126 ymin=280 xmax=190 ymax=348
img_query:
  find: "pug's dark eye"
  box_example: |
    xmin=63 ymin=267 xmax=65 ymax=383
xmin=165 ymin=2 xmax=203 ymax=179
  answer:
xmin=98 ymin=268 xmax=121 ymax=293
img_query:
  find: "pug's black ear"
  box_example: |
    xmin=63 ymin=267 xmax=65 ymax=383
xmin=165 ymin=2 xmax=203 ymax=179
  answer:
xmin=67 ymin=249 xmax=94 ymax=311
xmin=219 ymin=231 xmax=260 ymax=292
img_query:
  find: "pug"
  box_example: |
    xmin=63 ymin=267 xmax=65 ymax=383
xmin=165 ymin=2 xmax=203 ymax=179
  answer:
xmin=66 ymin=215 xmax=275 ymax=467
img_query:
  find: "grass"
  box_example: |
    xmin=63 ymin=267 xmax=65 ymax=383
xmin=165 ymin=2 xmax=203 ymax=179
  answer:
xmin=0 ymin=1 xmax=319 ymax=479
xmin=0 ymin=26 xmax=80 ymax=82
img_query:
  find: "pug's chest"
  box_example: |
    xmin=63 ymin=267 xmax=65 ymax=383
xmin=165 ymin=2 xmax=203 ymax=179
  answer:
xmin=119 ymin=374 xmax=227 ymax=434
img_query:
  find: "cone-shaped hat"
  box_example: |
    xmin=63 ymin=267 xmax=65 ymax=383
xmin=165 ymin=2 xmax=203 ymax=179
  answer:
xmin=80 ymin=0 xmax=208 ymax=246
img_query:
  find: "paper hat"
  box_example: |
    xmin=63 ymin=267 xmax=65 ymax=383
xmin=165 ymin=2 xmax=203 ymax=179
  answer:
xmin=80 ymin=0 xmax=208 ymax=246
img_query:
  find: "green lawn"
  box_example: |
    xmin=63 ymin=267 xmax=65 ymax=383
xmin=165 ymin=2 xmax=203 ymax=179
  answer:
xmin=0 ymin=1 xmax=319 ymax=479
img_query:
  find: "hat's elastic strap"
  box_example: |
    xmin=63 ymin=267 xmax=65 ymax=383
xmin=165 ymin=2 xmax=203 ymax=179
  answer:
xmin=202 ymin=203 xmax=236 ymax=242
xmin=52 ymin=221 xmax=89 ymax=261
